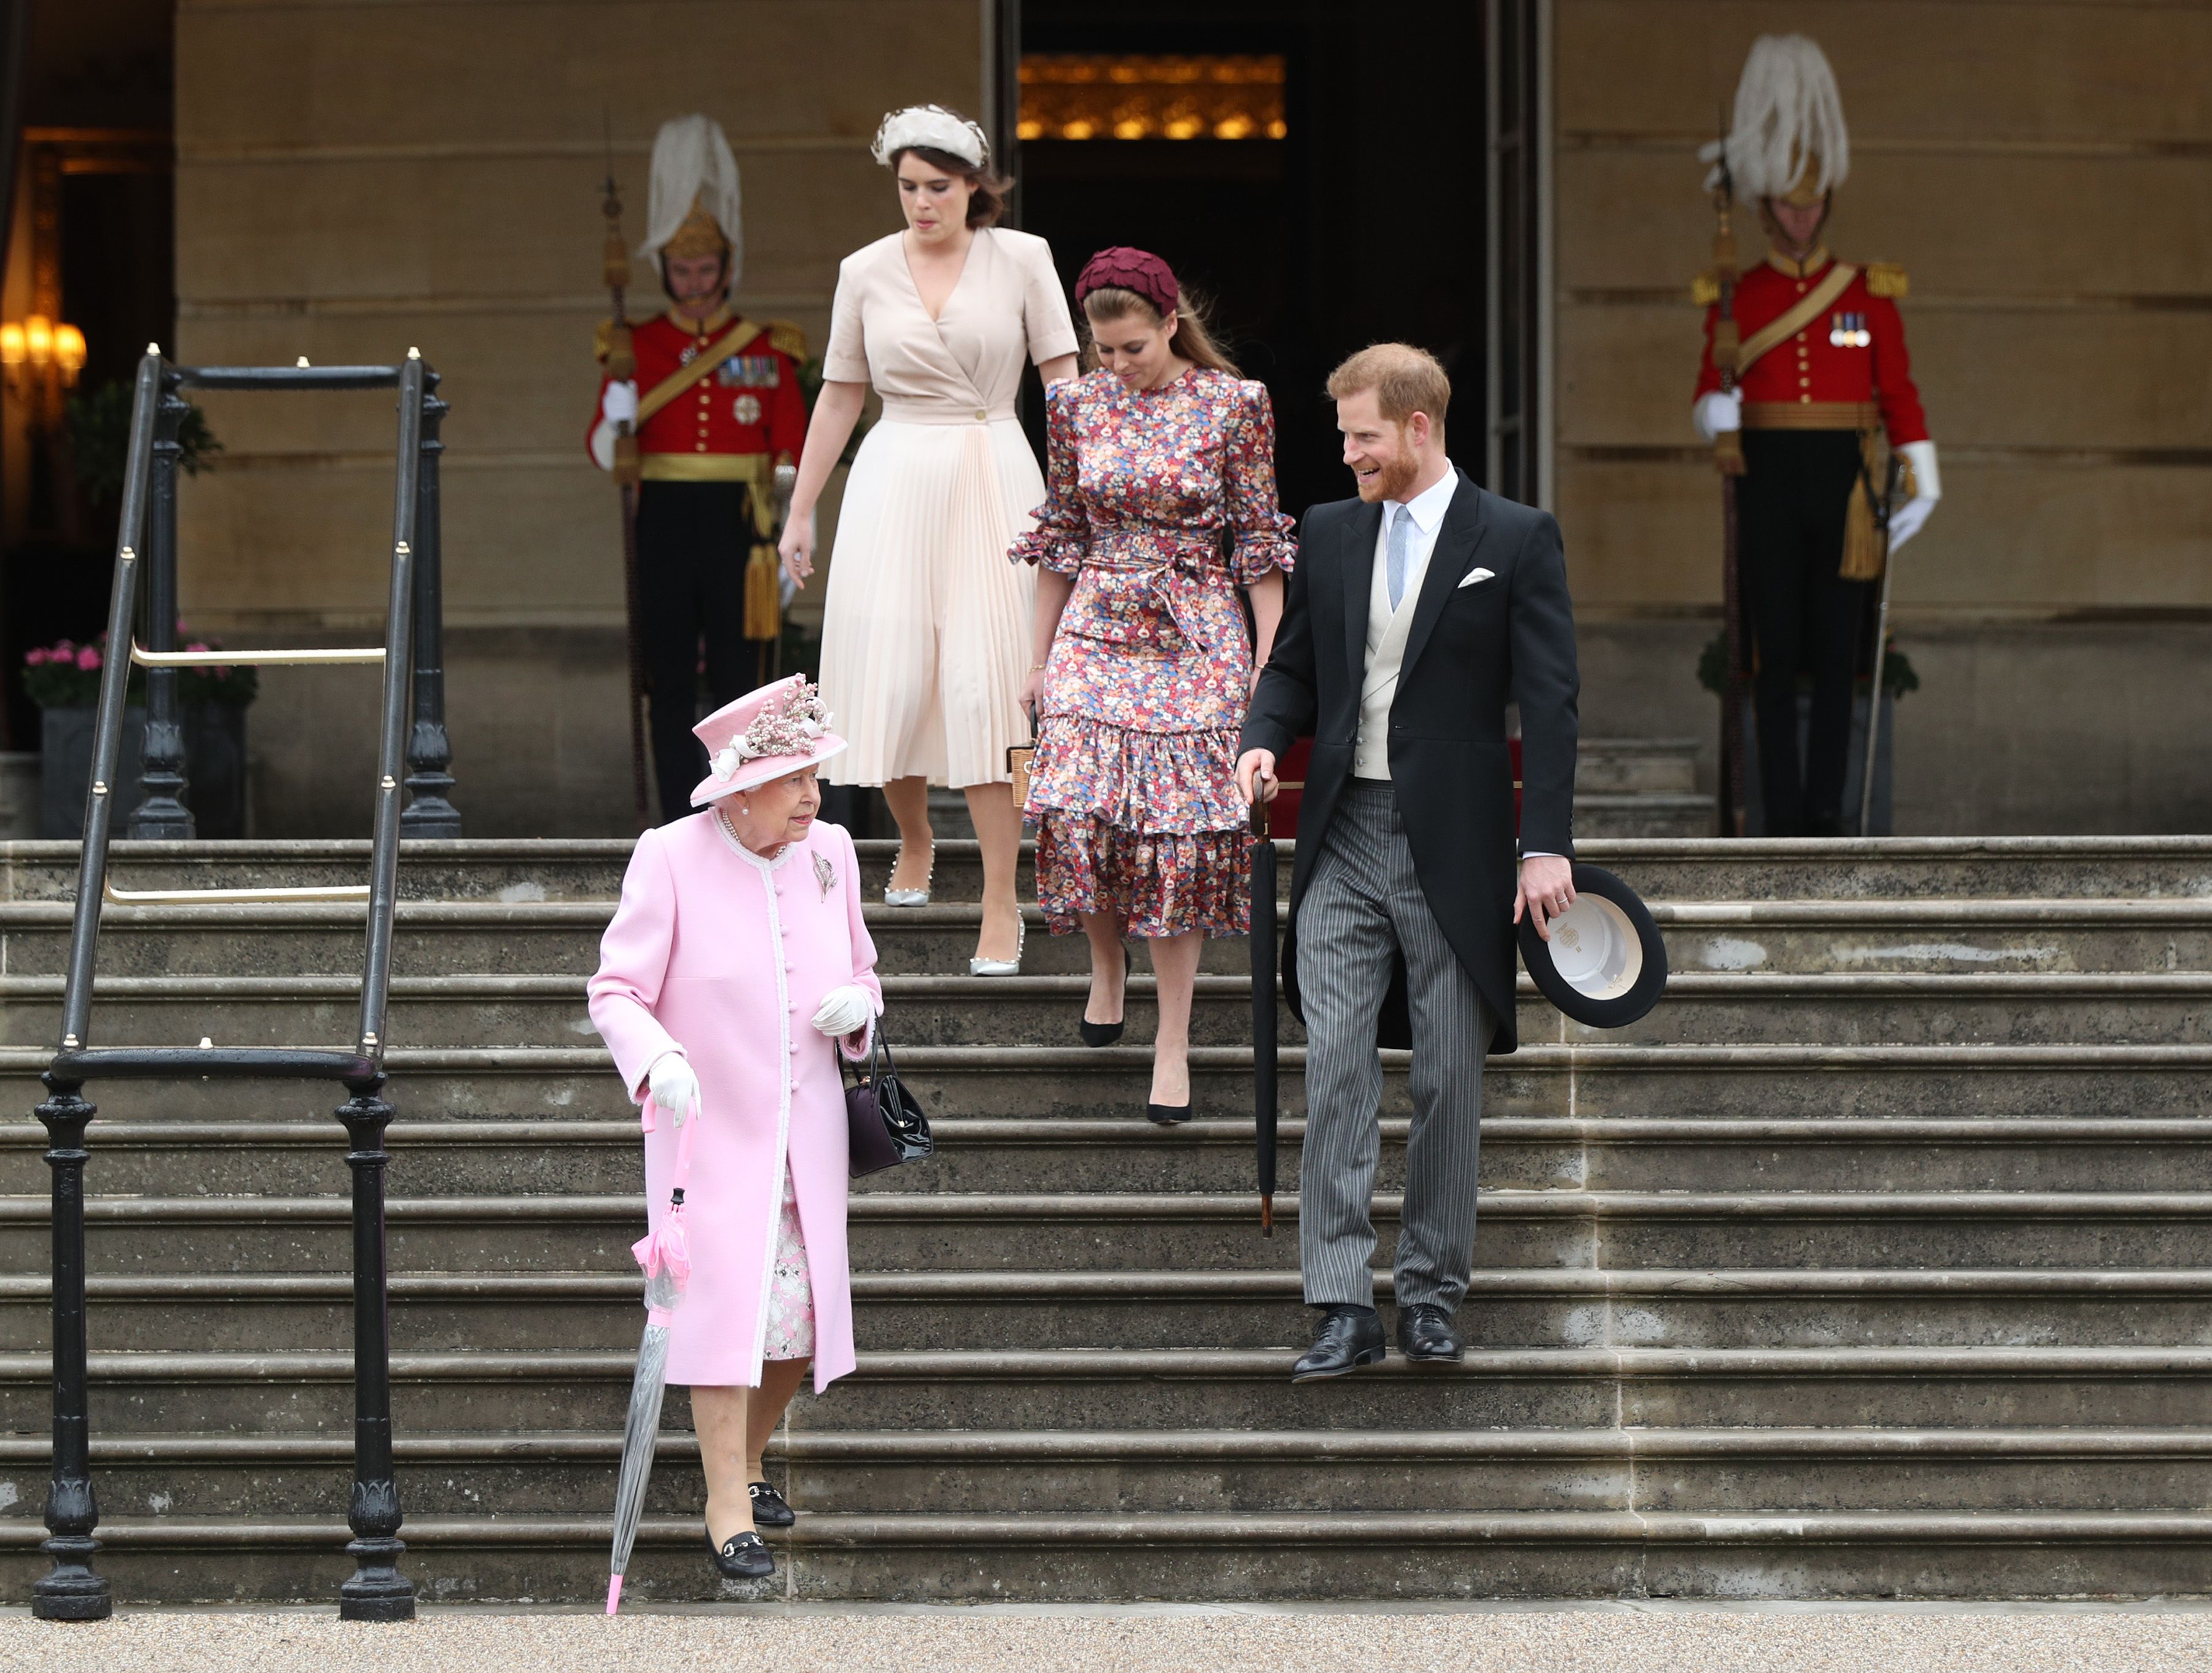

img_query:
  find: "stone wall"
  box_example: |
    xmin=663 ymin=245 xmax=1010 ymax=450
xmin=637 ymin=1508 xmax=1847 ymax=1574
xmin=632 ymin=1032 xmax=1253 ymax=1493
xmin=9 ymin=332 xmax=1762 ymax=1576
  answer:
xmin=173 ymin=0 xmax=986 ymax=835
xmin=1554 ymin=0 xmax=2212 ymax=833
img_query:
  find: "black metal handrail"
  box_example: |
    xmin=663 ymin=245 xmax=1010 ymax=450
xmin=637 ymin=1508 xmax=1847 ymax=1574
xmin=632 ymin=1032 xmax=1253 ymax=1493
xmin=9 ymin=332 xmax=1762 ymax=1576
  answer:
xmin=31 ymin=348 xmax=439 ymax=1622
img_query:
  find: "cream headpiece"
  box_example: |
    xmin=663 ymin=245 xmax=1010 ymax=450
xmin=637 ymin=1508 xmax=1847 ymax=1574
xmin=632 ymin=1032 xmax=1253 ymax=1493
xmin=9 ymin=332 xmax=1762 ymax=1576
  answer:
xmin=870 ymin=104 xmax=989 ymax=170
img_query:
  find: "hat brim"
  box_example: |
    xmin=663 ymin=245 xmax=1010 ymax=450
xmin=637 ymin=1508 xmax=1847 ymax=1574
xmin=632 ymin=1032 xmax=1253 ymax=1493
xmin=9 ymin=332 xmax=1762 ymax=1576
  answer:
xmin=1517 ymin=863 xmax=1668 ymax=1030
xmin=689 ymin=737 xmax=847 ymax=806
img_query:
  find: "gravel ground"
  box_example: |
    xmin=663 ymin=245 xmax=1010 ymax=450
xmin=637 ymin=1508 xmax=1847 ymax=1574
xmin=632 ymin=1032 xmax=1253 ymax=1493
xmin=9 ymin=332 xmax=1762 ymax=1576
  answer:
xmin=4 ymin=1606 xmax=2212 ymax=1673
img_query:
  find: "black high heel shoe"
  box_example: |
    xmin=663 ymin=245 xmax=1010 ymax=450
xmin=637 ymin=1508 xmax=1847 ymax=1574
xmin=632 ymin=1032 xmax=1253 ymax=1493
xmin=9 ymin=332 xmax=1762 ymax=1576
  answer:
xmin=1146 ymin=1100 xmax=1192 ymax=1126
xmin=1079 ymin=946 xmax=1134 ymax=1048
xmin=707 ymin=1527 xmax=775 ymax=1580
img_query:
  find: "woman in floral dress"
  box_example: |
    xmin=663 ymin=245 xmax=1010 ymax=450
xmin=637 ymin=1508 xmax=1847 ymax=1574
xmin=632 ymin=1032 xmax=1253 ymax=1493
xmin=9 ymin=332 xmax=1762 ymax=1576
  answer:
xmin=1013 ymin=248 xmax=1295 ymax=1123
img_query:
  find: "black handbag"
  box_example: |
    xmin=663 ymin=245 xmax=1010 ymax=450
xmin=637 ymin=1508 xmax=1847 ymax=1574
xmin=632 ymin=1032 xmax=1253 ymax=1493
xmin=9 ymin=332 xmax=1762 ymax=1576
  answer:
xmin=844 ymin=1029 xmax=933 ymax=1178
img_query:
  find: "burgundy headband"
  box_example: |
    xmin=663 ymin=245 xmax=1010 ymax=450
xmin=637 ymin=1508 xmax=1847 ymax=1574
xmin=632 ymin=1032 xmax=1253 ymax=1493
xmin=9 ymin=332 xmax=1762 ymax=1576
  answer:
xmin=1075 ymin=246 xmax=1180 ymax=320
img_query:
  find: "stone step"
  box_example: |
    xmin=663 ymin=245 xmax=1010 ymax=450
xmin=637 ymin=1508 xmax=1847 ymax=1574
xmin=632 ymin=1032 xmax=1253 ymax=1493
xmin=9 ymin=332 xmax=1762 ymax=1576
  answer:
xmin=2 ymin=1344 xmax=2211 ymax=1435
xmin=1575 ymin=739 xmax=1701 ymax=796
xmin=8 ymin=1189 xmax=2212 ymax=1277
xmin=6 ymin=1267 xmax=2212 ymax=1355
xmin=6 ymin=1043 xmax=2210 ymax=1123
xmin=1572 ymin=794 xmax=1714 ymax=839
xmin=10 ymin=1115 xmax=2211 ymax=1199
xmin=15 ymin=896 xmax=2210 ymax=979
xmin=0 ymin=1505 xmax=2206 ymax=1603
xmin=9 ymin=1425 xmax=2210 ymax=1522
xmin=9 ymin=836 xmax=2212 ymax=908
xmin=7 ymin=970 xmax=2212 ymax=1051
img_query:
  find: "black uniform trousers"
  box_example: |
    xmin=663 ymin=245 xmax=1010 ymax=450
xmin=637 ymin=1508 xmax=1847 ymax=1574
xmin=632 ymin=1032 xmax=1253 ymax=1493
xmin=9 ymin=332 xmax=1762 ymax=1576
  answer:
xmin=635 ymin=479 xmax=756 ymax=825
xmin=1738 ymin=430 xmax=1873 ymax=836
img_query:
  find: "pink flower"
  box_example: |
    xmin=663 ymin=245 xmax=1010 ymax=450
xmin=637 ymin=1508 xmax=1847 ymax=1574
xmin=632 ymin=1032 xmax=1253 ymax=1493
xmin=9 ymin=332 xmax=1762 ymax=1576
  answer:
xmin=25 ymin=648 xmax=47 ymax=666
xmin=54 ymin=640 xmax=73 ymax=656
xmin=76 ymin=647 xmax=101 ymax=672
xmin=186 ymin=642 xmax=210 ymax=654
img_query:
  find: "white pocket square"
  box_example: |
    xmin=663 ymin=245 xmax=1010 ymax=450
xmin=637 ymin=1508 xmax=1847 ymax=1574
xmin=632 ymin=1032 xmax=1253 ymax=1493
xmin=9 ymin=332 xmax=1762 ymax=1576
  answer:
xmin=1456 ymin=567 xmax=1496 ymax=589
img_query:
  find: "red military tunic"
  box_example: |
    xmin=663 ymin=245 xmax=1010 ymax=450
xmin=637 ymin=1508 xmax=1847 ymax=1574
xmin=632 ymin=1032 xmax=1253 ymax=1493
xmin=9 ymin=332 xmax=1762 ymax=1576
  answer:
xmin=590 ymin=305 xmax=809 ymax=479
xmin=1694 ymin=249 xmax=1928 ymax=444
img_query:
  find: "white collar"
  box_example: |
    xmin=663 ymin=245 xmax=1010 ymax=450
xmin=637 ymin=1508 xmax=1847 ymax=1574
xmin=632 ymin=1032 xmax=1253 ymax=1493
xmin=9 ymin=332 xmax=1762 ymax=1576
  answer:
xmin=713 ymin=807 xmax=798 ymax=872
xmin=1384 ymin=461 xmax=1459 ymax=536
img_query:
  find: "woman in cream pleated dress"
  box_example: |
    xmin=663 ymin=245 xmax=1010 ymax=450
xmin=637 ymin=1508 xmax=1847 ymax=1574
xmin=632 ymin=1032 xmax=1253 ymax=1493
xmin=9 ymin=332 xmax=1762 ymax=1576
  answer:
xmin=781 ymin=104 xmax=1078 ymax=975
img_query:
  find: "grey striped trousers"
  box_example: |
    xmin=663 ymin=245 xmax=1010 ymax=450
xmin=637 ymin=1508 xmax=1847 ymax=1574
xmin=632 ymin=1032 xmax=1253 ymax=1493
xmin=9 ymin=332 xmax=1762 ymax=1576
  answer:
xmin=1295 ymin=781 xmax=1492 ymax=1311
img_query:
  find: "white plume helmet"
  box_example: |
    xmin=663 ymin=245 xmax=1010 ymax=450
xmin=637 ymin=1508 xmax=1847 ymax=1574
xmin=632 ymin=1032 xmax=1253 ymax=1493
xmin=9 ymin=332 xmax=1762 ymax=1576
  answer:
xmin=1700 ymin=34 xmax=1850 ymax=201
xmin=870 ymin=104 xmax=989 ymax=170
xmin=637 ymin=113 xmax=744 ymax=282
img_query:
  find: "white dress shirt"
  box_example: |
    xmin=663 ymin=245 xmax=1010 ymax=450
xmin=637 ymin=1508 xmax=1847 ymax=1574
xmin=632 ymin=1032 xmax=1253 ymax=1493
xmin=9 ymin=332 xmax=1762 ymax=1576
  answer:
xmin=1352 ymin=464 xmax=1461 ymax=781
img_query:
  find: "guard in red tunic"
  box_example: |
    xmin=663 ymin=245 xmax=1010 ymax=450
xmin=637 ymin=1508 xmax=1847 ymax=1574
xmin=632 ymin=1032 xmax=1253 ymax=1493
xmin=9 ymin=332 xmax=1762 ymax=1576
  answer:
xmin=1692 ymin=36 xmax=1942 ymax=836
xmin=590 ymin=114 xmax=809 ymax=823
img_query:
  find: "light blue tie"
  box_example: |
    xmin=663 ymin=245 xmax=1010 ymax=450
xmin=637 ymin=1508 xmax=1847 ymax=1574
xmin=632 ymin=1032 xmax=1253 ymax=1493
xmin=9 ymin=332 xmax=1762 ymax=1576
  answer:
xmin=1386 ymin=502 xmax=1414 ymax=611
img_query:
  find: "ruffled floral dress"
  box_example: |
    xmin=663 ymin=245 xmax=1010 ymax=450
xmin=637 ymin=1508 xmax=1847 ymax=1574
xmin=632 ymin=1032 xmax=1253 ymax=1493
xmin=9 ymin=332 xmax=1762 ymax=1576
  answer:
xmin=1011 ymin=366 xmax=1296 ymax=938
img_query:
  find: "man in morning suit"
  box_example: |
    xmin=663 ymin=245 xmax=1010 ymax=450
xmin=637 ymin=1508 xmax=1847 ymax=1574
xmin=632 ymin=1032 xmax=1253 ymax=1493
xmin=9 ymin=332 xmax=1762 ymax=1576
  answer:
xmin=1236 ymin=343 xmax=1580 ymax=1382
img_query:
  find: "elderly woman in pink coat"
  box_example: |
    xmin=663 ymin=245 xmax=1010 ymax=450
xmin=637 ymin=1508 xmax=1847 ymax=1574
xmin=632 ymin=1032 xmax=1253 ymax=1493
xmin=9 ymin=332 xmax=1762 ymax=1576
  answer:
xmin=587 ymin=674 xmax=882 ymax=1584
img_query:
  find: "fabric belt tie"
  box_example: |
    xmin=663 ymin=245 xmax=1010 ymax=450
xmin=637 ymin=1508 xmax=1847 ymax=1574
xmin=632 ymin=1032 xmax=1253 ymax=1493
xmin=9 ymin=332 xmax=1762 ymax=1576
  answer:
xmin=876 ymin=398 xmax=1018 ymax=426
xmin=1090 ymin=536 xmax=1217 ymax=646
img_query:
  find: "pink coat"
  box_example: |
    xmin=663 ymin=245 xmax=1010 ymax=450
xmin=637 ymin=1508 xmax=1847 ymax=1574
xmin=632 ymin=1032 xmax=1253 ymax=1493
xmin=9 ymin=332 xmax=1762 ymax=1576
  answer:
xmin=587 ymin=813 xmax=882 ymax=1392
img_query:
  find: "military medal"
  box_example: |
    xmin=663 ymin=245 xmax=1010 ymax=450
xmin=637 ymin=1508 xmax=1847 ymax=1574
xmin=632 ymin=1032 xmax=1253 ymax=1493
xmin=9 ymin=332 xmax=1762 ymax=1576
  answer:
xmin=1829 ymin=310 xmax=1870 ymax=348
xmin=732 ymin=393 xmax=763 ymax=425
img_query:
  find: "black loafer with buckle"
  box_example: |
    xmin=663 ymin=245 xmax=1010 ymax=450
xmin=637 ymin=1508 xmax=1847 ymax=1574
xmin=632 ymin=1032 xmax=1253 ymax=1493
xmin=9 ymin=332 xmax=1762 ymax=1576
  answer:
xmin=707 ymin=1528 xmax=775 ymax=1580
xmin=748 ymin=1479 xmax=795 ymax=1528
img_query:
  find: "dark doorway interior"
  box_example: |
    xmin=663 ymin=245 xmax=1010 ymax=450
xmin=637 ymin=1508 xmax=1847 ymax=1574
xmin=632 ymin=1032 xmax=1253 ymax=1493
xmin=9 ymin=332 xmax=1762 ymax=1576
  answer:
xmin=1016 ymin=0 xmax=1487 ymax=517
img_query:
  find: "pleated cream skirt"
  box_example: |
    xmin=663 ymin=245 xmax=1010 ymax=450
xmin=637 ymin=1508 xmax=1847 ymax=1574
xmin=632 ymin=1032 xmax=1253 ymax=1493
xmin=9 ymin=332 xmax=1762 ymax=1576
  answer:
xmin=818 ymin=417 xmax=1041 ymax=789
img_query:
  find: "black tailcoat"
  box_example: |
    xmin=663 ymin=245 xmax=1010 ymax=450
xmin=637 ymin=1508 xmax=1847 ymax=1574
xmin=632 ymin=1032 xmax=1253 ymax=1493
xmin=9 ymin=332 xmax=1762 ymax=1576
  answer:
xmin=1239 ymin=470 xmax=1579 ymax=1053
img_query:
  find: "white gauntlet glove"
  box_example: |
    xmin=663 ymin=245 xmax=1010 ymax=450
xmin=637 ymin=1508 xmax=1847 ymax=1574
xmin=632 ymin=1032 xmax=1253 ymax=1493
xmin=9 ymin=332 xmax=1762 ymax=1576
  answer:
xmin=810 ymin=984 xmax=876 ymax=1039
xmin=1886 ymin=440 xmax=1942 ymax=553
xmin=646 ymin=1050 xmax=701 ymax=1127
xmin=589 ymin=381 xmax=641 ymax=472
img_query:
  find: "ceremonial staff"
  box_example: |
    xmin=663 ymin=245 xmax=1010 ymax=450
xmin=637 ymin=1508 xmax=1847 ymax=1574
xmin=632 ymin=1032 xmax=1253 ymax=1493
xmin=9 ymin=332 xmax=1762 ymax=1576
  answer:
xmin=1708 ymin=120 xmax=1750 ymax=837
xmin=599 ymin=141 xmax=652 ymax=828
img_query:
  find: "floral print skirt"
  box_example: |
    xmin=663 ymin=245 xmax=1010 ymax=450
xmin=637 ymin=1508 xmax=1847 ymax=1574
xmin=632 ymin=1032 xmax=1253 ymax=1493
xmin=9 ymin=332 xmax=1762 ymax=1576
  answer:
xmin=1035 ymin=813 xmax=1251 ymax=941
xmin=761 ymin=1174 xmax=815 ymax=1362
xmin=1028 ymin=707 xmax=1253 ymax=940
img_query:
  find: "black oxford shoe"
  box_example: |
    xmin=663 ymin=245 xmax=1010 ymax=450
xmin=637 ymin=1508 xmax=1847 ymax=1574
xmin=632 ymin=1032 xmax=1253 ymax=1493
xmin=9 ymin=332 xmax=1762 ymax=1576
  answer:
xmin=1292 ymin=1304 xmax=1387 ymax=1382
xmin=748 ymin=1480 xmax=795 ymax=1527
xmin=707 ymin=1528 xmax=775 ymax=1580
xmin=1397 ymin=1302 xmax=1463 ymax=1363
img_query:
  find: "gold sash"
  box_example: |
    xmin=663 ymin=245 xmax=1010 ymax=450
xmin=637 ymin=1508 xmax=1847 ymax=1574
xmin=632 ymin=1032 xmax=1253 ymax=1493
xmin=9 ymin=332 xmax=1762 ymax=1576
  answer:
xmin=1735 ymin=263 xmax=1858 ymax=376
xmin=635 ymin=319 xmax=767 ymax=425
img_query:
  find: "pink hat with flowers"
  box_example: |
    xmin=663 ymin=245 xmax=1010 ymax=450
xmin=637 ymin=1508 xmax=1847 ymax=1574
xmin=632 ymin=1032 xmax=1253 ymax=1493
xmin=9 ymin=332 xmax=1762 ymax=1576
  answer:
xmin=689 ymin=674 xmax=846 ymax=805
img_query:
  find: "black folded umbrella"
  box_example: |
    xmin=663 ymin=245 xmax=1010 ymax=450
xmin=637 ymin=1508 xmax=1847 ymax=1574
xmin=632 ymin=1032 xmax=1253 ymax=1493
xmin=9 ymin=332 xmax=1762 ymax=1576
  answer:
xmin=1250 ymin=798 xmax=1279 ymax=1235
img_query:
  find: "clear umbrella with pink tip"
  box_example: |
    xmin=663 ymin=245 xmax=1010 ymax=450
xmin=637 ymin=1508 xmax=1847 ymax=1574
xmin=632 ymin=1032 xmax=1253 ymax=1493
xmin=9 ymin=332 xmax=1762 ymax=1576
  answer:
xmin=606 ymin=1087 xmax=700 ymax=1615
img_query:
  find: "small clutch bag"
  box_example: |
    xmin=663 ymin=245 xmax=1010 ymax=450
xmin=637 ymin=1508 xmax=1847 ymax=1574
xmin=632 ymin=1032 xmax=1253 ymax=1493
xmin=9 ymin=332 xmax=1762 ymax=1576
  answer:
xmin=1006 ymin=705 xmax=1038 ymax=805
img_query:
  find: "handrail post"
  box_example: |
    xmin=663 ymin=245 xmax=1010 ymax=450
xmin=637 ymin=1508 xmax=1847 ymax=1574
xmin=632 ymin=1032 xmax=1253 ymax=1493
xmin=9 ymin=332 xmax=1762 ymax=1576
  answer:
xmin=401 ymin=369 xmax=460 ymax=836
xmin=334 ymin=1075 xmax=412 ymax=1621
xmin=130 ymin=378 xmax=194 ymax=837
xmin=331 ymin=353 xmax=422 ymax=1622
xmin=32 ymin=1076 xmax=108 ymax=1620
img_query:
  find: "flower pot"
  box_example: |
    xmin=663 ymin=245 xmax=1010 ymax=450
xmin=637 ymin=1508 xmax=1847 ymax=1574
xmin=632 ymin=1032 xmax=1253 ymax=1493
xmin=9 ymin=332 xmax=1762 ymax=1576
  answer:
xmin=39 ymin=703 xmax=249 ymax=839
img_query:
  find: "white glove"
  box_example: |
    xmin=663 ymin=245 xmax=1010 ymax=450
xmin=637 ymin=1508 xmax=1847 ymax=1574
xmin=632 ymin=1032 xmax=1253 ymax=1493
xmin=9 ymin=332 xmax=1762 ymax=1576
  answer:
xmin=646 ymin=1050 xmax=700 ymax=1127
xmin=1887 ymin=440 xmax=1942 ymax=553
xmin=588 ymin=380 xmax=640 ymax=474
xmin=1693 ymin=390 xmax=1741 ymax=442
xmin=810 ymin=984 xmax=875 ymax=1039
